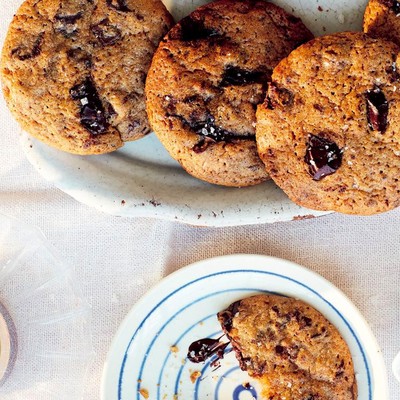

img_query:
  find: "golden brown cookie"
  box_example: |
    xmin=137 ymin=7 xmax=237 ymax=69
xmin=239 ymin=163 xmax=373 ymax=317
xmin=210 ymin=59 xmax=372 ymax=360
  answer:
xmin=364 ymin=0 xmax=400 ymax=45
xmin=256 ymin=31 xmax=400 ymax=215
xmin=217 ymin=294 xmax=357 ymax=400
xmin=145 ymin=0 xmax=313 ymax=187
xmin=1 ymin=0 xmax=173 ymax=155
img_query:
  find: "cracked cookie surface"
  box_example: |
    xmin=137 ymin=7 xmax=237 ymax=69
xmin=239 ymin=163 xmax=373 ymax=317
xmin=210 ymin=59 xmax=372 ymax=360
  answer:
xmin=1 ymin=0 xmax=173 ymax=154
xmin=145 ymin=0 xmax=313 ymax=187
xmin=217 ymin=294 xmax=357 ymax=400
xmin=256 ymin=31 xmax=400 ymax=214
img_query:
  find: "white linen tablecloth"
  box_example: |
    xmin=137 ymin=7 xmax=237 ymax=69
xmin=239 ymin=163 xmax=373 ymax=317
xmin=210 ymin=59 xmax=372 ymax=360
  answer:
xmin=0 ymin=1 xmax=400 ymax=399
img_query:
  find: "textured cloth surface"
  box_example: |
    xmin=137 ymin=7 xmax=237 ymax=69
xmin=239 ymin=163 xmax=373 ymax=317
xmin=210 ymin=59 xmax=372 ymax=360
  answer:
xmin=1 ymin=108 xmax=400 ymax=399
xmin=0 ymin=1 xmax=399 ymax=399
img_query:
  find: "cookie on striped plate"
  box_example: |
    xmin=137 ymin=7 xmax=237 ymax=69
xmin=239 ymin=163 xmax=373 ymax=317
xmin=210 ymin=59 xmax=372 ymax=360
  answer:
xmin=218 ymin=294 xmax=357 ymax=399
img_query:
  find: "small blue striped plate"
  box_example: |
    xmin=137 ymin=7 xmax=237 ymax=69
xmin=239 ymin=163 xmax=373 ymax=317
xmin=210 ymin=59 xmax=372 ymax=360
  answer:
xmin=101 ymin=254 xmax=388 ymax=400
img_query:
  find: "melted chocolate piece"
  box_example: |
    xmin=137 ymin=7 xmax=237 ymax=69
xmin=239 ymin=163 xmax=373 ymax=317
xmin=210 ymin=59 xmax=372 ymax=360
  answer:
xmin=366 ymin=86 xmax=388 ymax=133
xmin=177 ymin=15 xmax=221 ymax=41
xmin=70 ymin=78 xmax=108 ymax=135
xmin=220 ymin=65 xmax=266 ymax=87
xmin=304 ymin=134 xmax=343 ymax=181
xmin=11 ymin=32 xmax=44 ymax=61
xmin=382 ymin=0 xmax=400 ymax=14
xmin=218 ymin=300 xmax=241 ymax=332
xmin=106 ymin=0 xmax=131 ymax=12
xmin=54 ymin=12 xmax=83 ymax=37
xmin=187 ymin=337 xmax=229 ymax=364
xmin=168 ymin=110 xmax=253 ymax=152
xmin=91 ymin=19 xmax=122 ymax=46
xmin=393 ymin=1 xmax=400 ymax=14
xmin=190 ymin=114 xmax=244 ymax=142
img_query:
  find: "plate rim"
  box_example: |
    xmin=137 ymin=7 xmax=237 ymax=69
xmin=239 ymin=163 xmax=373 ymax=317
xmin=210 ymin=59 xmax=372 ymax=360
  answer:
xmin=101 ymin=253 xmax=388 ymax=400
xmin=20 ymin=133 xmax=332 ymax=228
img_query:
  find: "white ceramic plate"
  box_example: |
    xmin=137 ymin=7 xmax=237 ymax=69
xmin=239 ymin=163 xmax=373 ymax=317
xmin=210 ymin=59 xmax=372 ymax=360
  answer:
xmin=101 ymin=254 xmax=388 ymax=400
xmin=18 ymin=0 xmax=370 ymax=227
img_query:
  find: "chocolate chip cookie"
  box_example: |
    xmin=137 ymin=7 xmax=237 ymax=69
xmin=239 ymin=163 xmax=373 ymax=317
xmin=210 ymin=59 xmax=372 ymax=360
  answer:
xmin=364 ymin=0 xmax=400 ymax=45
xmin=145 ymin=0 xmax=313 ymax=187
xmin=218 ymin=294 xmax=357 ymax=400
xmin=256 ymin=31 xmax=400 ymax=215
xmin=1 ymin=0 xmax=173 ymax=155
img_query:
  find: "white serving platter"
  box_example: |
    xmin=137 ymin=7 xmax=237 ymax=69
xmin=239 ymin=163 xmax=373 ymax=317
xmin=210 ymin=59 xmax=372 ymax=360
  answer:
xmin=18 ymin=0 xmax=369 ymax=226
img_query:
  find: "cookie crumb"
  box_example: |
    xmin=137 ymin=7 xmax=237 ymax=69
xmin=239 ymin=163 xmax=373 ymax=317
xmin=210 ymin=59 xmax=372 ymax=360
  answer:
xmin=170 ymin=345 xmax=179 ymax=353
xmin=138 ymin=388 xmax=149 ymax=399
xmin=190 ymin=370 xmax=202 ymax=383
xmin=149 ymin=198 xmax=161 ymax=207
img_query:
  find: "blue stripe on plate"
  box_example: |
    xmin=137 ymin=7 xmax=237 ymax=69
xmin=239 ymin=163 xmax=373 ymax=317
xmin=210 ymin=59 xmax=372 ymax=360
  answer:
xmin=140 ymin=288 xmax=265 ymax=400
xmin=156 ymin=313 xmax=216 ymax=398
xmin=214 ymin=366 xmax=257 ymax=400
xmin=117 ymin=270 xmax=371 ymax=400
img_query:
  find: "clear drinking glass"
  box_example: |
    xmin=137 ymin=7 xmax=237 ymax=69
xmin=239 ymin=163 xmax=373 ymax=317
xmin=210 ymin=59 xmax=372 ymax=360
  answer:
xmin=0 ymin=214 xmax=93 ymax=400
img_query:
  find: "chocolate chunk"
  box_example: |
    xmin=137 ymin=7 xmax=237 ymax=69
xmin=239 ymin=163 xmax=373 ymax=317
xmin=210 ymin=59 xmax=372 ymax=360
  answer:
xmin=106 ymin=0 xmax=131 ymax=12
xmin=292 ymin=309 xmax=313 ymax=328
xmin=67 ymin=48 xmax=92 ymax=68
xmin=382 ymin=0 xmax=400 ymax=14
xmin=54 ymin=12 xmax=83 ymax=37
xmin=70 ymin=78 xmax=108 ymax=135
xmin=55 ymin=12 xmax=83 ymax=24
xmin=175 ymin=15 xmax=221 ymax=41
xmin=220 ymin=65 xmax=267 ymax=87
xmin=91 ymin=19 xmax=122 ymax=46
xmin=190 ymin=114 xmax=241 ymax=142
xmin=11 ymin=32 xmax=44 ymax=61
xmin=271 ymin=305 xmax=280 ymax=314
xmin=187 ymin=338 xmax=229 ymax=363
xmin=218 ymin=300 xmax=241 ymax=332
xmin=393 ymin=1 xmax=400 ymax=14
xmin=304 ymin=134 xmax=343 ymax=181
xmin=366 ymin=86 xmax=388 ymax=133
